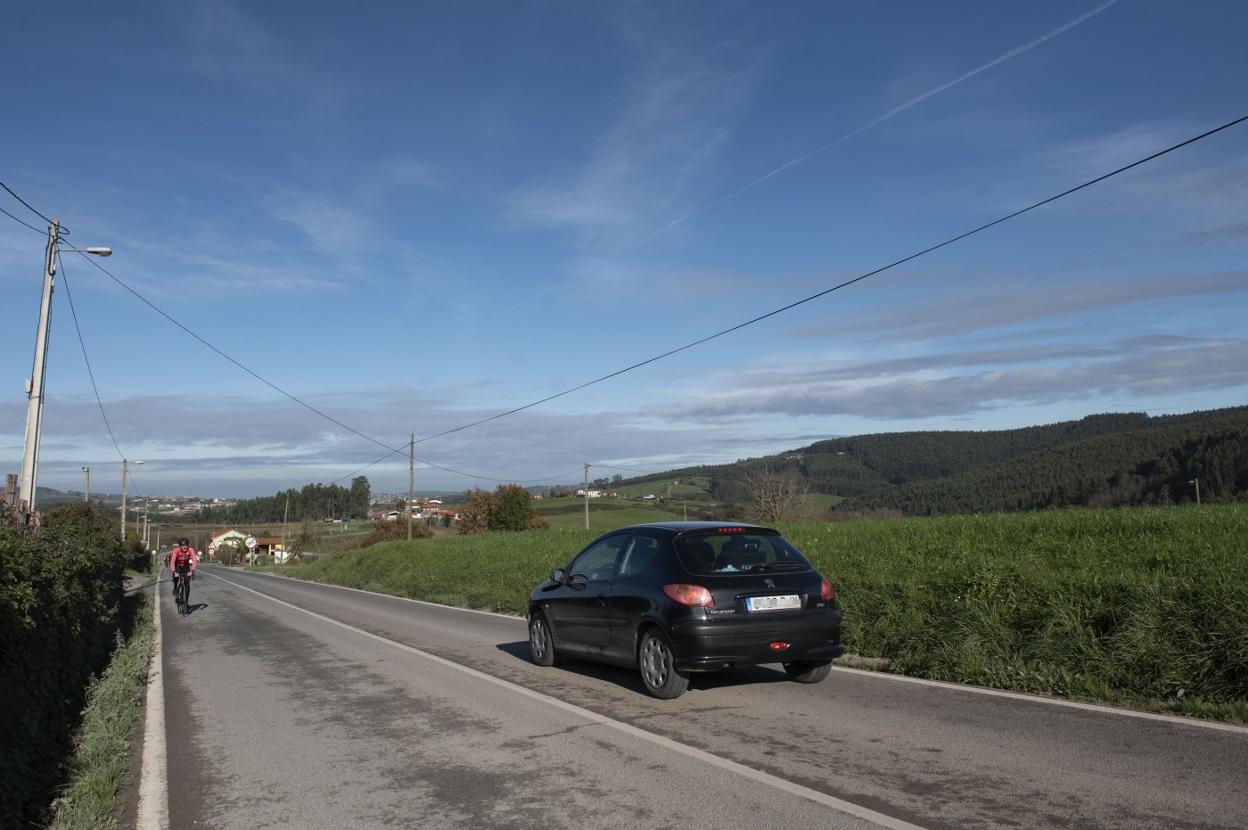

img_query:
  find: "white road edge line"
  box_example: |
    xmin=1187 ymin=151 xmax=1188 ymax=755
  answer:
xmin=207 ymin=570 xmax=926 ymax=830
xmin=229 ymin=569 xmax=1248 ymax=736
xmin=236 ymin=567 xmax=521 ymax=620
xmin=137 ymin=577 xmax=169 ymax=830
xmin=828 ymin=666 xmax=1248 ymax=735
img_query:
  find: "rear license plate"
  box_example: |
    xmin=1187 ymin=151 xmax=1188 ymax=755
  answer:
xmin=746 ymin=594 xmax=801 ymax=612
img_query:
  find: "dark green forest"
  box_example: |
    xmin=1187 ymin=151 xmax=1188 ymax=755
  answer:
xmin=198 ymin=476 xmax=370 ymax=524
xmin=621 ymin=407 xmax=1248 ymax=516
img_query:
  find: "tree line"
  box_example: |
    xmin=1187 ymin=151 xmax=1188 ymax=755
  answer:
xmin=611 ymin=407 xmax=1248 ymax=517
xmin=197 ymin=476 xmax=370 ymax=524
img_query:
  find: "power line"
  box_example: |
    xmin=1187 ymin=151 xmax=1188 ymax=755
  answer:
xmin=411 ymin=111 xmax=1248 ymax=446
xmin=330 ymin=445 xmax=581 ymax=487
xmin=0 ymin=180 xmax=59 ymax=227
xmin=594 ymin=463 xmax=666 ymax=476
xmin=0 ymin=203 xmax=45 ymax=234
xmin=57 ymin=251 xmax=125 ymax=460
xmin=72 ymin=250 xmax=402 ymax=455
xmin=69 ymin=250 xmax=577 ymax=490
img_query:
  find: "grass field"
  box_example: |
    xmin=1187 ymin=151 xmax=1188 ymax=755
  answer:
xmin=271 ymin=504 xmax=1248 ymax=721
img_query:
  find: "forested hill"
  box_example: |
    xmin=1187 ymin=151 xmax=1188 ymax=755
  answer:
xmin=198 ymin=477 xmax=371 ymax=524
xmin=624 ymin=407 xmax=1248 ymax=516
xmin=838 ymin=407 xmax=1248 ymax=514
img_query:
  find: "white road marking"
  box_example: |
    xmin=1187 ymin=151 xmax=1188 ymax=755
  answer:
xmin=208 ymin=570 xmax=927 ymax=830
xmin=137 ymin=577 xmax=169 ymax=830
xmin=241 ymin=568 xmax=522 ymax=620
xmin=232 ymin=568 xmax=1248 ymax=736
xmin=829 ymin=666 xmax=1248 ymax=736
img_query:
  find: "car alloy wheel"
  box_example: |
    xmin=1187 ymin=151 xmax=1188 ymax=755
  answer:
xmin=638 ymin=629 xmax=689 ymax=699
xmin=528 ymin=613 xmax=557 ymax=667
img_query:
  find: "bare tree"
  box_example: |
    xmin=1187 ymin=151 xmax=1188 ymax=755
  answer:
xmin=744 ymin=467 xmax=811 ymax=524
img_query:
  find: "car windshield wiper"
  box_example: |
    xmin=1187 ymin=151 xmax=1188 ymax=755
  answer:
xmin=746 ymin=562 xmax=807 ymax=573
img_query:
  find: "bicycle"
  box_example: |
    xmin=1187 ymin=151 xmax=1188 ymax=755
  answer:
xmin=173 ymin=573 xmax=191 ymax=615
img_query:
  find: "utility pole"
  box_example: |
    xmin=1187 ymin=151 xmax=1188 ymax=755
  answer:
xmin=120 ymin=459 xmax=129 ymax=542
xmin=17 ymin=222 xmax=110 ymax=513
xmin=583 ymin=462 xmax=590 ymax=530
xmin=408 ymin=434 xmax=415 ymax=541
xmin=17 ymin=220 xmax=60 ymax=512
xmin=282 ymin=492 xmax=290 ymax=558
xmin=82 ymin=466 xmax=90 ymax=502
xmin=1189 ymin=478 xmax=1201 ymax=506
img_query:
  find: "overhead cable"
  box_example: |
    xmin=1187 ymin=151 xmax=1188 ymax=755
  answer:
xmin=410 ymin=111 xmax=1248 ymax=446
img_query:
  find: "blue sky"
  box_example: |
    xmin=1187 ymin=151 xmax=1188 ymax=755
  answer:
xmin=2 ymin=0 xmax=1246 ymax=498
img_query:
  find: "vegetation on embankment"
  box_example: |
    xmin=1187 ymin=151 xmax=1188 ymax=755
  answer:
xmin=46 ymin=591 xmax=154 ymax=830
xmin=0 ymin=503 xmax=149 ymax=827
xmin=281 ymin=504 xmax=1248 ymax=721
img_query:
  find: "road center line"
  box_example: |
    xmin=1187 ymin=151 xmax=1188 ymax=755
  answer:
xmin=232 ymin=569 xmax=1248 ymax=736
xmin=207 ymin=570 xmax=927 ymax=830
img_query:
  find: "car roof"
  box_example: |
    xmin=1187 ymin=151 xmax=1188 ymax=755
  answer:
xmin=610 ymin=521 xmax=775 ymax=534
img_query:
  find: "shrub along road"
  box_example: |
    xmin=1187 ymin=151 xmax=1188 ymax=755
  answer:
xmin=151 ymin=568 xmax=1248 ymax=829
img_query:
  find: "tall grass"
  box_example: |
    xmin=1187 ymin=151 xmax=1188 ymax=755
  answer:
xmin=286 ymin=506 xmax=1247 ymax=719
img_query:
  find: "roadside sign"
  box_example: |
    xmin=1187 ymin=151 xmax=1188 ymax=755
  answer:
xmin=245 ymin=536 xmax=257 ymax=550
xmin=207 ymin=543 xmax=217 ymax=557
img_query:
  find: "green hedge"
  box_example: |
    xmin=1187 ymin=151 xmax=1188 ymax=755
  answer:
xmin=0 ymin=503 xmax=139 ymax=826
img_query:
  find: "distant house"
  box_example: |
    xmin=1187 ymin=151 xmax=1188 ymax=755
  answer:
xmin=210 ymin=528 xmax=249 ymax=550
xmin=384 ymin=510 xmax=401 ymax=522
xmin=254 ymin=536 xmax=283 ymax=556
xmin=642 ymin=494 xmax=656 ymax=500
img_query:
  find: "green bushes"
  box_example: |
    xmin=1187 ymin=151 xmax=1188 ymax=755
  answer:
xmin=0 ymin=503 xmax=132 ymax=826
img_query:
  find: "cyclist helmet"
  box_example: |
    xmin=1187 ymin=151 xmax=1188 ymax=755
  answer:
xmin=178 ymin=537 xmax=190 ymax=546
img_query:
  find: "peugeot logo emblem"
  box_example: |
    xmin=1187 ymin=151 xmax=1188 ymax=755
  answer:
xmin=764 ymin=578 xmax=776 ymax=588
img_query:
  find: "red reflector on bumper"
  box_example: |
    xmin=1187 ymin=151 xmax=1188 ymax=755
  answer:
xmin=769 ymin=641 xmax=790 ymax=651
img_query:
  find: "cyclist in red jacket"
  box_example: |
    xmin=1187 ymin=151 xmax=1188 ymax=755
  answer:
xmin=164 ymin=537 xmax=199 ymax=606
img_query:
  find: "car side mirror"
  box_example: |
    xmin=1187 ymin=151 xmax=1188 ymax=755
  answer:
xmin=567 ymin=573 xmax=588 ymax=591
xmin=549 ymin=568 xmax=565 ymax=583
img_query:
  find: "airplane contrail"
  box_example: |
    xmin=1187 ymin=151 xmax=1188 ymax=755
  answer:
xmin=643 ymin=0 xmax=1122 ymax=243
xmin=504 ymin=0 xmax=1122 ymax=315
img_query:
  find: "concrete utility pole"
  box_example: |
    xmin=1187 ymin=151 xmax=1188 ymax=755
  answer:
xmin=1189 ymin=478 xmax=1201 ymax=506
xmin=17 ymin=221 xmax=59 ymax=512
xmin=120 ymin=459 xmax=141 ymax=541
xmin=17 ymin=222 xmax=111 ymax=513
xmin=120 ymin=459 xmax=129 ymax=542
xmin=408 ymin=434 xmax=414 ymax=541
xmin=82 ymin=466 xmax=90 ymax=502
xmin=583 ymin=462 xmax=590 ymax=530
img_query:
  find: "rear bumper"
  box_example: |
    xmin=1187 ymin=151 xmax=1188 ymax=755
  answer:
xmin=669 ymin=608 xmax=843 ymax=671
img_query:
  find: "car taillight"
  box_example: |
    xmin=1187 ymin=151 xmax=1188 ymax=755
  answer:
xmin=820 ymin=577 xmax=836 ymax=602
xmin=663 ymin=584 xmax=714 ymax=607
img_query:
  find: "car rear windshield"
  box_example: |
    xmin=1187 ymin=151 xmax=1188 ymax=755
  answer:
xmin=673 ymin=530 xmax=814 ymax=575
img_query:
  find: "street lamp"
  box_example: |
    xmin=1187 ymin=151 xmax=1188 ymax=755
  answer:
xmin=17 ymin=220 xmax=112 ymax=512
xmin=82 ymin=466 xmax=90 ymax=503
xmin=121 ymin=459 xmax=142 ymax=542
xmin=1187 ymin=478 xmax=1201 ymax=506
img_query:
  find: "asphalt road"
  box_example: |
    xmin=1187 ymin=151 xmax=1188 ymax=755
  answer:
xmin=154 ymin=568 xmax=1248 ymax=829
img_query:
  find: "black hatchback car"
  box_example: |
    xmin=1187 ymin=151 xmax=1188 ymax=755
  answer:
xmin=527 ymin=521 xmax=843 ymax=699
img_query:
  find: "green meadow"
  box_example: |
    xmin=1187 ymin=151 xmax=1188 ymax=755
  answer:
xmin=276 ymin=504 xmax=1248 ymax=721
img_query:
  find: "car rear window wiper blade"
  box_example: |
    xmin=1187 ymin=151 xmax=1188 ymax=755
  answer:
xmin=747 ymin=562 xmax=807 ymax=573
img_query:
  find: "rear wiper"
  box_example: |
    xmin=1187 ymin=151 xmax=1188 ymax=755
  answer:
xmin=748 ymin=562 xmax=807 ymax=573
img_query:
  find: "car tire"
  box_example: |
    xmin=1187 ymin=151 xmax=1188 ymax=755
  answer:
xmin=783 ymin=660 xmax=832 ymax=684
xmin=528 ymin=611 xmax=558 ymax=667
xmin=638 ymin=628 xmax=690 ymax=699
